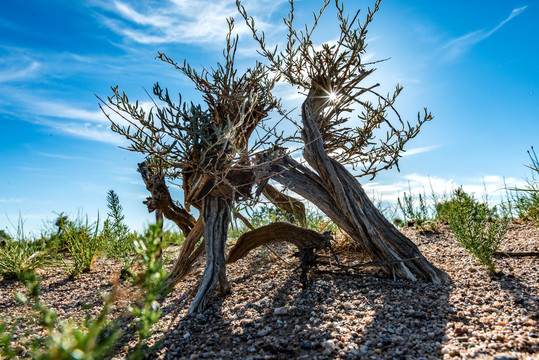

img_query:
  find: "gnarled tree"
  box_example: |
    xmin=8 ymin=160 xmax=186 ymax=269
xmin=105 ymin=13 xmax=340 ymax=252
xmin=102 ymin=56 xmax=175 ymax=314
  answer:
xmin=100 ymin=0 xmax=448 ymax=314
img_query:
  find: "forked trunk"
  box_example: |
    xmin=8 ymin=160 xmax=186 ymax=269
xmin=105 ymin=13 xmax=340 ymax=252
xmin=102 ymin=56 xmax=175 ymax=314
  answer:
xmin=188 ymin=195 xmax=232 ymax=313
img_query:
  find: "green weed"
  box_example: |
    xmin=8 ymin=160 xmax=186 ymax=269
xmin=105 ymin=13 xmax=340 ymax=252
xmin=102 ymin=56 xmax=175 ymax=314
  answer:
xmin=448 ymin=187 xmax=508 ymax=273
xmin=0 ymin=224 xmax=171 ymax=360
xmin=102 ymin=190 xmax=136 ymax=269
xmin=60 ymin=215 xmax=104 ymax=277
xmin=0 ymin=219 xmax=50 ymax=281
xmin=128 ymin=224 xmax=171 ymax=360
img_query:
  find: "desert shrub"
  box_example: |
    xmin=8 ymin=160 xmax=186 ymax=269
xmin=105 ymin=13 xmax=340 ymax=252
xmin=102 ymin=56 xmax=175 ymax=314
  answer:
xmin=396 ymin=185 xmax=436 ymax=231
xmin=305 ymin=210 xmax=338 ymax=233
xmin=448 ymin=187 xmax=508 ymax=272
xmin=102 ymin=190 xmax=136 ymax=269
xmin=0 ymin=224 xmax=170 ymax=360
xmin=128 ymin=224 xmax=171 ymax=359
xmin=0 ymin=220 xmax=50 ymax=280
xmin=60 ymin=215 xmax=104 ymax=277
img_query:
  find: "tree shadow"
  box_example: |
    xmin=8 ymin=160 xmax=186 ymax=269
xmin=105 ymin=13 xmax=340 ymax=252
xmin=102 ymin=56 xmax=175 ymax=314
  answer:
xmin=153 ymin=243 xmax=455 ymax=359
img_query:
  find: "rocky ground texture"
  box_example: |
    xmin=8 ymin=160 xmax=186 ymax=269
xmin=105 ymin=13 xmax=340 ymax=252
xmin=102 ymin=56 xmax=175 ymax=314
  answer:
xmin=1 ymin=222 xmax=538 ymax=359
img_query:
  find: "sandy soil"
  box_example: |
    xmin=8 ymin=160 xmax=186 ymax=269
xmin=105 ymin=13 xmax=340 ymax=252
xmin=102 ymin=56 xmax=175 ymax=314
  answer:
xmin=1 ymin=222 xmax=538 ymax=359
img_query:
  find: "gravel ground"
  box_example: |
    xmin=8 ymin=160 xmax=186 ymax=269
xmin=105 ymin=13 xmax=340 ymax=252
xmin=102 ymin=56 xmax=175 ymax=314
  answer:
xmin=1 ymin=222 xmax=538 ymax=359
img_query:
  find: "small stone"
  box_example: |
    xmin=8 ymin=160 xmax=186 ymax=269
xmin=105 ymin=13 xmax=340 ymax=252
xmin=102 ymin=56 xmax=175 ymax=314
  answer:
xmin=257 ymin=327 xmax=271 ymax=336
xmin=493 ymin=354 xmax=518 ymax=360
xmin=274 ymin=307 xmax=288 ymax=315
xmin=183 ymin=332 xmax=191 ymax=339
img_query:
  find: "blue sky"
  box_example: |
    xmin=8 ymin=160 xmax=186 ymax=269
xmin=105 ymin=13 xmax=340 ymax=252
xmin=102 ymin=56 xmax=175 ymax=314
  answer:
xmin=1 ymin=0 xmax=537 ymax=236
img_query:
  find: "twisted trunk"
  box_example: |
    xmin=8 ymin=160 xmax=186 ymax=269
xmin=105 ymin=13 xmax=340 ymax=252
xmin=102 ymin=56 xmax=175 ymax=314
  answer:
xmin=254 ymin=90 xmax=449 ymax=284
xmin=188 ymin=195 xmax=232 ymax=313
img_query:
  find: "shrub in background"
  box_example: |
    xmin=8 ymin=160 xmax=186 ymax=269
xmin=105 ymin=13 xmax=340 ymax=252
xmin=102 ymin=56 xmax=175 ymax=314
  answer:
xmin=102 ymin=190 xmax=136 ymax=270
xmin=448 ymin=187 xmax=508 ymax=273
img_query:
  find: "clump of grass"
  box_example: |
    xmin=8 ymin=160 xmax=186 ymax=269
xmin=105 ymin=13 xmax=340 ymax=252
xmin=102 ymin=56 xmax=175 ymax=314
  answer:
xmin=448 ymin=187 xmax=508 ymax=273
xmin=0 ymin=219 xmax=50 ymax=281
xmin=60 ymin=214 xmax=104 ymax=277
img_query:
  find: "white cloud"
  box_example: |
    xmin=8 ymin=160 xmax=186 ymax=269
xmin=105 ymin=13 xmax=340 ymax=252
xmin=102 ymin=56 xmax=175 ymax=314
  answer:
xmin=95 ymin=0 xmax=286 ymax=45
xmin=363 ymin=173 xmax=527 ymax=205
xmin=0 ymin=198 xmax=22 ymax=204
xmin=36 ymin=152 xmax=78 ymax=160
xmin=0 ymin=61 xmax=40 ymax=82
xmin=401 ymin=145 xmax=440 ymax=157
xmin=442 ymin=6 xmax=527 ymax=60
xmin=34 ymin=101 xmax=107 ymax=123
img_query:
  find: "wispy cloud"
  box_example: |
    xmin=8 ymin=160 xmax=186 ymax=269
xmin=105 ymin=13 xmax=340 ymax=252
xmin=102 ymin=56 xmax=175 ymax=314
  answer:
xmin=401 ymin=145 xmax=440 ymax=157
xmin=94 ymin=0 xmax=286 ymax=45
xmin=36 ymin=152 xmax=78 ymax=160
xmin=442 ymin=6 xmax=527 ymax=60
xmin=0 ymin=61 xmax=41 ymax=82
xmin=0 ymin=198 xmax=22 ymax=204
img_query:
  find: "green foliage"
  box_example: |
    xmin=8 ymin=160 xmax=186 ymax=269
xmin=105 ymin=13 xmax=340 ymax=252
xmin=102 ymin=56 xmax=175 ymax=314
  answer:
xmin=60 ymin=215 xmax=104 ymax=277
xmin=448 ymin=187 xmax=508 ymax=273
xmin=397 ymin=187 xmax=429 ymax=227
xmin=0 ymin=219 xmax=50 ymax=280
xmin=162 ymin=229 xmax=185 ymax=246
xmin=0 ymin=225 xmax=171 ymax=360
xmin=128 ymin=224 xmax=171 ymax=360
xmin=102 ymin=190 xmax=136 ymax=268
xmin=507 ymin=147 xmax=539 ymax=223
xmin=249 ymin=206 xmax=293 ymax=228
xmin=396 ymin=184 xmax=436 ymax=231
xmin=0 ymin=271 xmax=121 ymax=359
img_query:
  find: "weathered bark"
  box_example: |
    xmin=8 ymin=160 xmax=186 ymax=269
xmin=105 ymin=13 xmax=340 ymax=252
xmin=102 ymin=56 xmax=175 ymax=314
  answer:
xmin=254 ymin=90 xmax=449 ymax=284
xmin=226 ymin=222 xmax=331 ymax=263
xmin=188 ymin=195 xmax=232 ymax=314
xmin=167 ymin=218 xmax=205 ymax=286
xmin=261 ymin=185 xmax=307 ymax=226
xmin=138 ymin=162 xmax=196 ymax=235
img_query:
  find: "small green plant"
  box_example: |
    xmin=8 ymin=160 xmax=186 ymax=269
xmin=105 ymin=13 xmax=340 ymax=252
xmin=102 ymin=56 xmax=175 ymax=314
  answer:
xmin=0 ymin=271 xmax=121 ymax=359
xmin=249 ymin=205 xmax=294 ymax=228
xmin=397 ymin=184 xmax=433 ymax=230
xmin=102 ymin=190 xmax=136 ymax=269
xmin=0 ymin=218 xmax=50 ymax=280
xmin=128 ymin=224 xmax=171 ymax=360
xmin=0 ymin=224 xmax=171 ymax=360
xmin=60 ymin=214 xmax=104 ymax=277
xmin=448 ymin=187 xmax=508 ymax=273
xmin=507 ymin=147 xmax=539 ymax=223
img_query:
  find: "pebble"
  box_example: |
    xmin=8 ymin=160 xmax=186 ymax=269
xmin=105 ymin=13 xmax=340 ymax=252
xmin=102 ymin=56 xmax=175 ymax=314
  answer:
xmin=274 ymin=307 xmax=288 ymax=315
